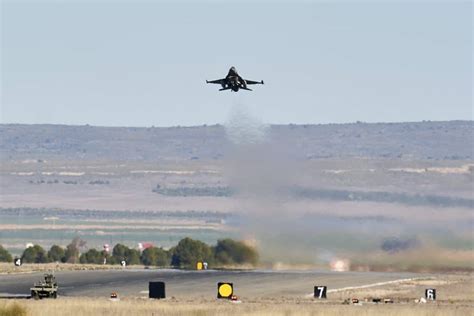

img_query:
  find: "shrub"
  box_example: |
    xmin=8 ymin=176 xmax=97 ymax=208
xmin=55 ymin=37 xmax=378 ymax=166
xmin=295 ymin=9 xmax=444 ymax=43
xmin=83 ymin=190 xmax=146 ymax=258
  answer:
xmin=214 ymin=239 xmax=258 ymax=266
xmin=79 ymin=249 xmax=104 ymax=264
xmin=141 ymin=247 xmax=170 ymax=266
xmin=64 ymin=237 xmax=86 ymax=263
xmin=0 ymin=245 xmax=12 ymax=263
xmin=22 ymin=245 xmax=49 ymax=263
xmin=48 ymin=245 xmax=66 ymax=263
xmin=381 ymin=237 xmax=419 ymax=253
xmin=111 ymin=244 xmax=140 ymax=265
xmin=171 ymin=237 xmax=213 ymax=268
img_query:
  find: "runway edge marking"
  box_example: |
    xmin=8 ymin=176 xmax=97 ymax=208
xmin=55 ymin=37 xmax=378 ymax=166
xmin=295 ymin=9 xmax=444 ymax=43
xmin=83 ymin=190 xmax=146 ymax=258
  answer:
xmin=304 ymin=277 xmax=424 ymax=298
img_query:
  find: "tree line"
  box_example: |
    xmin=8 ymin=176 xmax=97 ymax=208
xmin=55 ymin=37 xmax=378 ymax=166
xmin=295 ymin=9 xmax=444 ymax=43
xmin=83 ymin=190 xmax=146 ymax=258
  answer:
xmin=0 ymin=237 xmax=258 ymax=268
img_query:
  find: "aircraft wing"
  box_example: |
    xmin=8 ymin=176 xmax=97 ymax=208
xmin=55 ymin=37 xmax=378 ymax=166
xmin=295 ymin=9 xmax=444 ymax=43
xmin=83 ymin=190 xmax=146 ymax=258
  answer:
xmin=206 ymin=78 xmax=226 ymax=84
xmin=244 ymin=79 xmax=264 ymax=85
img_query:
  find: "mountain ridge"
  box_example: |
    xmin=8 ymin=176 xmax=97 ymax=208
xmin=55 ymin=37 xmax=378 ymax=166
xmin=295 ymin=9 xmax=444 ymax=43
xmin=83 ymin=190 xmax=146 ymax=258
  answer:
xmin=1 ymin=120 xmax=472 ymax=161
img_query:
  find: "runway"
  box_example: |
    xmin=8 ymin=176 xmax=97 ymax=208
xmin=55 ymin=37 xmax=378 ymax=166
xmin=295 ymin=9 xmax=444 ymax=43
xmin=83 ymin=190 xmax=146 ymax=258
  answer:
xmin=0 ymin=269 xmax=421 ymax=299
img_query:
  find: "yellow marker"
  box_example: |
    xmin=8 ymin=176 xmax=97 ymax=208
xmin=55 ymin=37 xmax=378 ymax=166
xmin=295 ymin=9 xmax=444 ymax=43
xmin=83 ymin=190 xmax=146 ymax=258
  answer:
xmin=217 ymin=282 xmax=233 ymax=298
xmin=196 ymin=261 xmax=203 ymax=270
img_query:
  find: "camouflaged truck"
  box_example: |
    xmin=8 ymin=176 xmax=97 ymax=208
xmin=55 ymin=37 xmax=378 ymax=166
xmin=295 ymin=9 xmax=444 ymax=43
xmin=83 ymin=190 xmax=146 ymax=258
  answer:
xmin=30 ymin=273 xmax=58 ymax=299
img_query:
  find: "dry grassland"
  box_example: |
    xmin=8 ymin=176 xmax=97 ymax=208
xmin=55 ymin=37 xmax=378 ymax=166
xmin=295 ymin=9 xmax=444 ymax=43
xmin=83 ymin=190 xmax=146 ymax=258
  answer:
xmin=0 ymin=263 xmax=143 ymax=274
xmin=1 ymin=298 xmax=472 ymax=316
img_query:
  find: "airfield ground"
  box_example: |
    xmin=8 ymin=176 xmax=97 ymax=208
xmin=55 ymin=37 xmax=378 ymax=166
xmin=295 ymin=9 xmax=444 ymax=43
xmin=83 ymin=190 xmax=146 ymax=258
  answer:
xmin=0 ymin=269 xmax=419 ymax=297
xmin=0 ymin=271 xmax=471 ymax=316
xmin=0 ymin=269 xmax=473 ymax=315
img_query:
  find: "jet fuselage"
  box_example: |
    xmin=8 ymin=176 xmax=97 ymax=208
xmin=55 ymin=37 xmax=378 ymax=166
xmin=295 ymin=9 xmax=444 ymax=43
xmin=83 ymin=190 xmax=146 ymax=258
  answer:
xmin=206 ymin=67 xmax=263 ymax=92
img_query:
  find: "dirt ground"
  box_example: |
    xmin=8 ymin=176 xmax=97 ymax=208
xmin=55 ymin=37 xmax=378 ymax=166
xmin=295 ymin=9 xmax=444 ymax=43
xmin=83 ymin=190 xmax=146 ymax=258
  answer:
xmin=0 ymin=262 xmax=141 ymax=274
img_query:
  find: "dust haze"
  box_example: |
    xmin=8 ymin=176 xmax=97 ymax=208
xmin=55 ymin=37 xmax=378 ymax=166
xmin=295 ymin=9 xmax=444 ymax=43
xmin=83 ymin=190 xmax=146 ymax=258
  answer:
xmin=223 ymin=101 xmax=473 ymax=268
xmin=224 ymin=100 xmax=328 ymax=264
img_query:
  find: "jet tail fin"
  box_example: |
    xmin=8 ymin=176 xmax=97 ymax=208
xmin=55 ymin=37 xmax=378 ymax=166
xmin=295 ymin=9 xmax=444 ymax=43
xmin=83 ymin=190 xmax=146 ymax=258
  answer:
xmin=240 ymin=87 xmax=253 ymax=91
xmin=219 ymin=87 xmax=231 ymax=91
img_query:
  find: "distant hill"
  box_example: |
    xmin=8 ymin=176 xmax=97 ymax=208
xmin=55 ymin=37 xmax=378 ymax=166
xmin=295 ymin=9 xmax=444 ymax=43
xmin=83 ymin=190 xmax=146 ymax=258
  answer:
xmin=0 ymin=121 xmax=472 ymax=161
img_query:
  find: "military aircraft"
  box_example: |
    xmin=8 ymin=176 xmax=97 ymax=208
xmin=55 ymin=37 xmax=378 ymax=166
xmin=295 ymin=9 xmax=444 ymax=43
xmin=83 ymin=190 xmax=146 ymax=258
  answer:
xmin=206 ymin=67 xmax=264 ymax=92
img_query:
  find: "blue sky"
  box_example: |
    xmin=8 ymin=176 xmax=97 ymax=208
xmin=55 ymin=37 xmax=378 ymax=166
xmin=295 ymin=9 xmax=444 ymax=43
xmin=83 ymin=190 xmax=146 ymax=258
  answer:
xmin=1 ymin=1 xmax=472 ymax=127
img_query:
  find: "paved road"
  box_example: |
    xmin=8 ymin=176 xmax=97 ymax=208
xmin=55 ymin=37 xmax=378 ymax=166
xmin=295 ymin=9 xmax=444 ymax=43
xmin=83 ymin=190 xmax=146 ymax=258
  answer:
xmin=0 ymin=269 xmax=419 ymax=299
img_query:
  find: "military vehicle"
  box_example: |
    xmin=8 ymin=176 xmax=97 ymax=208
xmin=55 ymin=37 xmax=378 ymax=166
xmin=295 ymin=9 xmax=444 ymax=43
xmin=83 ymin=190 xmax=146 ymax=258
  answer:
xmin=30 ymin=273 xmax=58 ymax=299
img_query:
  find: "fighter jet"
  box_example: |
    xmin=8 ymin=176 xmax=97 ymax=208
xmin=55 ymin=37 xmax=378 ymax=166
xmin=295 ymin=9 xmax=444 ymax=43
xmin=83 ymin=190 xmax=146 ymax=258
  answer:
xmin=206 ymin=67 xmax=264 ymax=92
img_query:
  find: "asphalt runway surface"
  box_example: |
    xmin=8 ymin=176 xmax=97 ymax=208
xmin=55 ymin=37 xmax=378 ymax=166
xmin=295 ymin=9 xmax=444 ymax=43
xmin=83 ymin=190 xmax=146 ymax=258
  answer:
xmin=0 ymin=269 xmax=420 ymax=299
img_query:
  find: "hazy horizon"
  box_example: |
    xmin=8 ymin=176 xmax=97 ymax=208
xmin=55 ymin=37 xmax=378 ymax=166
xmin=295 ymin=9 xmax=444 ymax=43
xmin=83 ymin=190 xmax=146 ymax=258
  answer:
xmin=1 ymin=118 xmax=472 ymax=129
